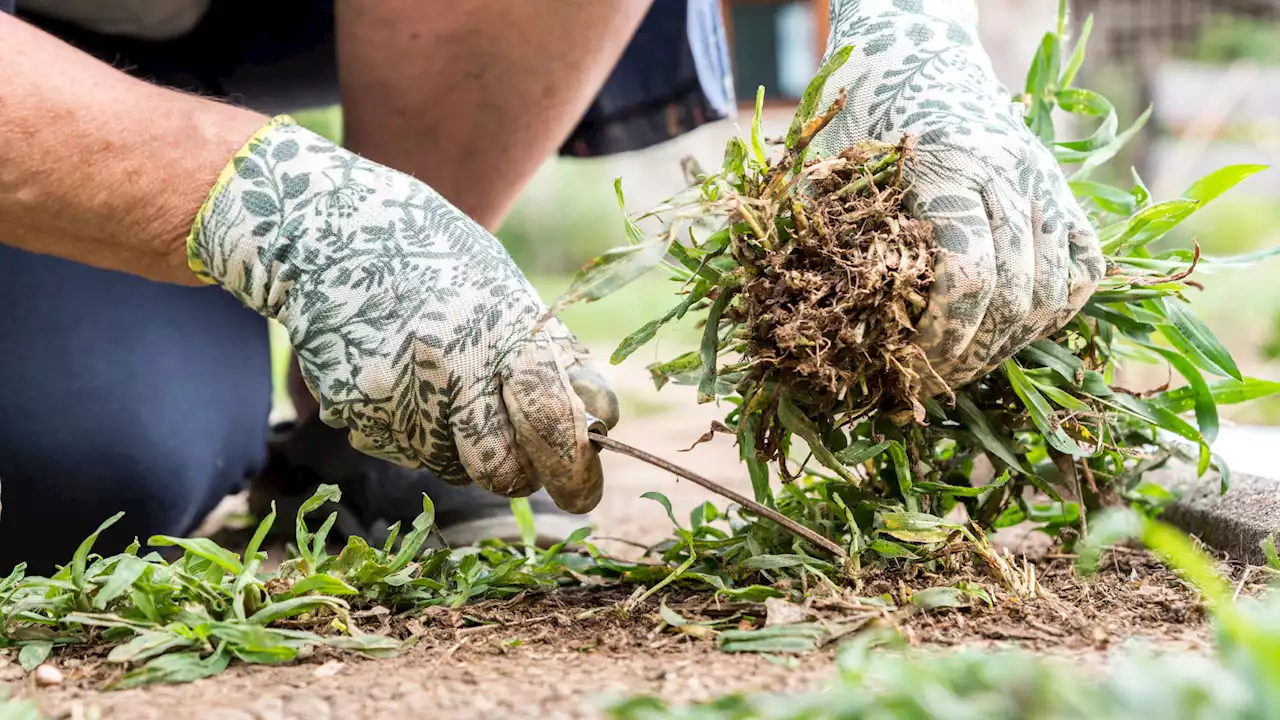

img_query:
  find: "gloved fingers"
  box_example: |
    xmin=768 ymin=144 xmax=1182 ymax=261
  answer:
xmin=944 ymin=181 xmax=1038 ymax=387
xmin=495 ymin=334 xmax=604 ymax=514
xmin=999 ymin=191 xmax=1072 ymax=360
xmin=335 ymin=382 xmax=476 ymax=487
xmin=541 ymin=317 xmax=621 ymax=430
xmin=910 ymin=188 xmax=999 ymax=388
xmin=439 ymin=341 xmax=548 ymax=503
xmin=994 ymin=148 xmax=1106 ymax=358
xmin=1050 ymin=172 xmax=1106 ymax=336
xmin=568 ymin=359 xmax=619 ymax=430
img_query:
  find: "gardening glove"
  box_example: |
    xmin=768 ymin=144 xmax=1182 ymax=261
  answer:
xmin=188 ymin=117 xmax=620 ymax=514
xmin=813 ymin=0 xmax=1106 ymax=389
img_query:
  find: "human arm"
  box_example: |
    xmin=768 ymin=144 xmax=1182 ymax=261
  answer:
xmin=0 ymin=11 xmax=265 ymax=283
xmin=256 ymin=0 xmax=649 ymax=509
xmin=335 ymin=0 xmax=654 ymax=230
xmin=0 ymin=0 xmax=656 ymax=273
xmin=812 ymin=0 xmax=1106 ymax=389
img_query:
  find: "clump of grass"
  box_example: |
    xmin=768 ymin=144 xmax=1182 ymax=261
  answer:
xmin=0 ymin=487 xmax=659 ymax=689
xmin=552 ymin=3 xmax=1280 ymax=577
xmin=733 ymin=129 xmax=940 ymax=447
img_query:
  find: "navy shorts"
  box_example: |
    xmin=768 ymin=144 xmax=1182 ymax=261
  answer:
xmin=0 ymin=0 xmax=733 ymax=573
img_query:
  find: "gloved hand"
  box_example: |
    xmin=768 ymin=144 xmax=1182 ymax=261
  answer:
xmin=188 ymin=118 xmax=619 ymax=513
xmin=813 ymin=1 xmax=1105 ymax=389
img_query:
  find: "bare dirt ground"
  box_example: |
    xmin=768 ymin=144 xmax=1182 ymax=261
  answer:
xmin=3 ymin=356 xmax=1236 ymax=719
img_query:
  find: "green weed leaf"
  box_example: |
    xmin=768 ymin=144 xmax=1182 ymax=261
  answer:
xmin=1162 ymin=298 xmax=1242 ymax=381
xmin=750 ymin=86 xmax=768 ymax=167
xmin=71 ymin=512 xmax=125 ymax=598
xmin=548 ymin=240 xmax=673 ymax=317
xmin=786 ymin=46 xmax=853 ymax=150
xmin=1152 ymin=377 xmax=1280 ymax=414
xmin=777 ymin=395 xmax=865 ymax=485
xmin=612 ymin=284 xmax=710 ymax=365
xmin=111 ymin=645 xmax=231 ymax=690
xmin=246 ymin=596 xmax=347 ymax=626
xmin=94 ymin=555 xmax=149 ymax=610
xmin=697 ymin=290 xmax=734 ymax=403
xmin=107 ymin=630 xmax=195 ymax=665
xmin=719 ymin=624 xmax=826 ymax=654
xmin=910 ymin=587 xmax=973 ymax=611
xmin=18 ymin=642 xmax=51 ymax=671
xmin=147 ymin=536 xmax=243 ymax=576
xmin=954 ymin=394 xmax=1027 ymax=472
xmin=833 ymin=440 xmax=892 ymax=467
xmin=1003 ymin=360 xmax=1087 ymax=457
xmin=641 ymin=491 xmax=681 ymax=530
xmin=1183 ymin=164 xmax=1269 ymax=205
xmin=323 ymin=634 xmax=402 ymax=659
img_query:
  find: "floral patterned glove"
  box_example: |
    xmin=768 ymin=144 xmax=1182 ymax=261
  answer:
xmin=813 ymin=0 xmax=1106 ymax=388
xmin=188 ymin=118 xmax=619 ymax=514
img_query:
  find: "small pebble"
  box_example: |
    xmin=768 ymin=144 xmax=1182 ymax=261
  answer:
xmin=312 ymin=660 xmax=344 ymax=678
xmin=34 ymin=664 xmax=63 ymax=686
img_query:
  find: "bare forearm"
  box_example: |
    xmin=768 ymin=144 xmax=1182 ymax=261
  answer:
xmin=0 ymin=13 xmax=265 ymax=284
xmin=335 ymin=0 xmax=653 ymax=230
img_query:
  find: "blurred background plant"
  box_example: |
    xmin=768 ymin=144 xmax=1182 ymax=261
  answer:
xmin=1194 ymin=14 xmax=1280 ymax=65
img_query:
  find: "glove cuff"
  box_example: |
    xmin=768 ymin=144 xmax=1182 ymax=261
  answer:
xmin=186 ymin=115 xmax=298 ymax=286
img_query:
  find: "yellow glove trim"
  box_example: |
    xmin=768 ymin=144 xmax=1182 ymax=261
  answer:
xmin=186 ymin=115 xmax=298 ymax=284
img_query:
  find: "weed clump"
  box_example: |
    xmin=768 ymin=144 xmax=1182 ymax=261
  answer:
xmin=734 ymin=139 xmax=939 ymax=448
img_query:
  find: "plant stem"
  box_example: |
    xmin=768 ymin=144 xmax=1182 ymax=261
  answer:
xmin=1052 ymin=450 xmax=1088 ymax=539
xmin=737 ymin=204 xmax=768 ymax=243
xmin=588 ymin=432 xmax=849 ymax=561
xmin=834 ymin=153 xmax=900 ymax=199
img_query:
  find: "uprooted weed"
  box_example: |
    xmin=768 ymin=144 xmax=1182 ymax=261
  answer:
xmin=736 ymin=139 xmax=940 ymax=444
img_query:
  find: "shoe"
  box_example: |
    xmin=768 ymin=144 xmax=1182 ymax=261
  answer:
xmin=251 ymin=418 xmax=589 ymax=548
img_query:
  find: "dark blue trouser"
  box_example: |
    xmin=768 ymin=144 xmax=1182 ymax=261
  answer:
xmin=0 ymin=0 xmax=732 ymax=573
xmin=0 ymin=250 xmax=273 ymax=572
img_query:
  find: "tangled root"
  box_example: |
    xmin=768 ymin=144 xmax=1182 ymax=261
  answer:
xmin=734 ymin=143 xmax=939 ymax=430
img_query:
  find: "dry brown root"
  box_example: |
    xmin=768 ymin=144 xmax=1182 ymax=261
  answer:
xmin=732 ymin=144 xmax=938 ymax=428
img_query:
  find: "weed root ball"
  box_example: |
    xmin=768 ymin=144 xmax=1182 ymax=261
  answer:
xmin=732 ymin=144 xmax=938 ymax=431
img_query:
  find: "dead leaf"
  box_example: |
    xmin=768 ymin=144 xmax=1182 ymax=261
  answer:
xmin=679 ymin=421 xmax=733 ymax=452
xmin=764 ymin=598 xmax=813 ymax=627
xmin=351 ymin=605 xmax=390 ymax=619
xmin=421 ymin=606 xmax=464 ymax=628
xmin=676 ymin=625 xmax=718 ymax=640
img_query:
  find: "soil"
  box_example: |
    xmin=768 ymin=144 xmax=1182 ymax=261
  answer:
xmin=3 ymin=360 xmax=1249 ymax=720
